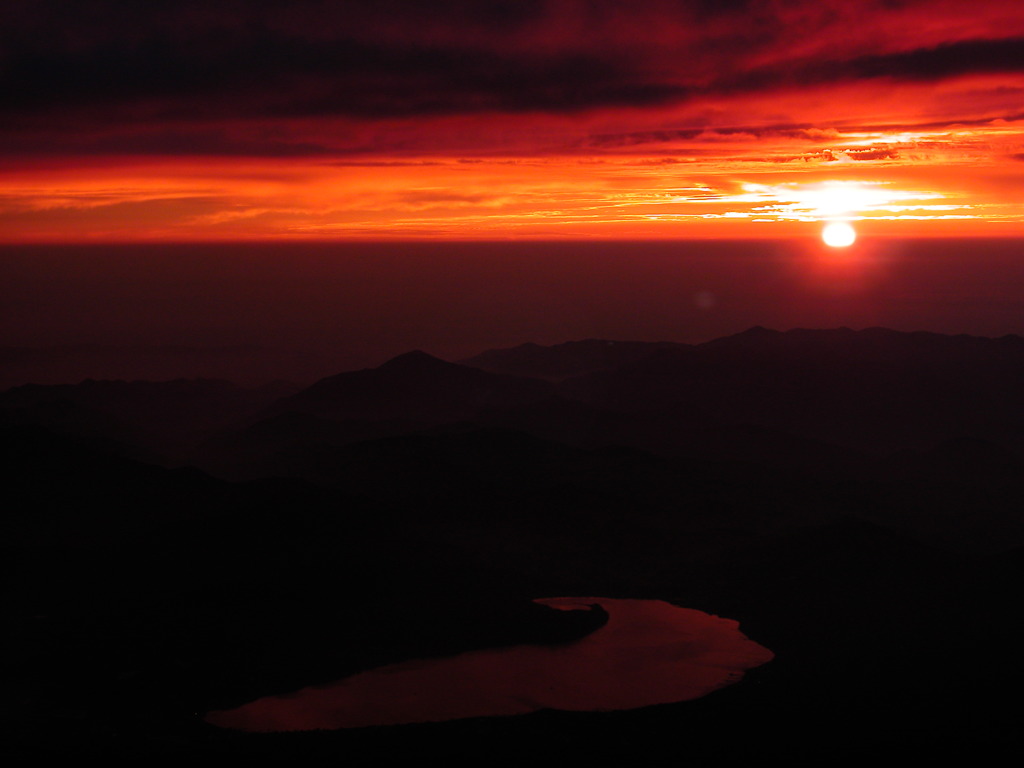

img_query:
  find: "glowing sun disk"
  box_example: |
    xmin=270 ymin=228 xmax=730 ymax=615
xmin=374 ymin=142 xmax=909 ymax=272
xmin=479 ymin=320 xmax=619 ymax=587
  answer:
xmin=822 ymin=221 xmax=856 ymax=247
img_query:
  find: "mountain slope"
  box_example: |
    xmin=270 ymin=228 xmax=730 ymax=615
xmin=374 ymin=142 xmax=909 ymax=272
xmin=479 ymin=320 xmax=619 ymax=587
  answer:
xmin=268 ymin=350 xmax=555 ymax=422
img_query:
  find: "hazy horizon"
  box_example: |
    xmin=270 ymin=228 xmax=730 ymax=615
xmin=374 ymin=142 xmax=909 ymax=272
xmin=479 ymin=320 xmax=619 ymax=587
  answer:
xmin=2 ymin=237 xmax=1021 ymax=386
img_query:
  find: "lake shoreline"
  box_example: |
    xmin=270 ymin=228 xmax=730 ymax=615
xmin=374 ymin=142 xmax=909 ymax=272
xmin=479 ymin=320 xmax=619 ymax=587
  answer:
xmin=206 ymin=597 xmax=773 ymax=732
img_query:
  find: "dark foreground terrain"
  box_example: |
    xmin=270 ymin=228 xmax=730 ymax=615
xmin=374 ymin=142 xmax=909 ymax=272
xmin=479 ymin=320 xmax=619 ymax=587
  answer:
xmin=4 ymin=327 xmax=1023 ymax=764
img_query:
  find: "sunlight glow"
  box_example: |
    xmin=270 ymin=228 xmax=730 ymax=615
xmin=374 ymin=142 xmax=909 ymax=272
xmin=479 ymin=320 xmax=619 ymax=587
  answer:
xmin=822 ymin=221 xmax=857 ymax=247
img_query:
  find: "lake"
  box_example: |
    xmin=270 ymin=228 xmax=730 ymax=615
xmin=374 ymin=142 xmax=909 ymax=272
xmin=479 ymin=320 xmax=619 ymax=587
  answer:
xmin=205 ymin=597 xmax=774 ymax=732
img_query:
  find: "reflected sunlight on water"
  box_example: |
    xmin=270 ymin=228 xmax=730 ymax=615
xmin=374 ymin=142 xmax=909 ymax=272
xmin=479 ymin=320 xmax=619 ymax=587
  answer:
xmin=205 ymin=597 xmax=774 ymax=732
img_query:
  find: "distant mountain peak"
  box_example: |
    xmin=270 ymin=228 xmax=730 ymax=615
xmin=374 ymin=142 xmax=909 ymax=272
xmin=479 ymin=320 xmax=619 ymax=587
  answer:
xmin=377 ymin=350 xmax=453 ymax=371
xmin=459 ymin=339 xmax=688 ymax=380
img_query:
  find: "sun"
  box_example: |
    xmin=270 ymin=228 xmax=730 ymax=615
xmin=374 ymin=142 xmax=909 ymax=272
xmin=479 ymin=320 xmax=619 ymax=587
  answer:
xmin=822 ymin=221 xmax=856 ymax=247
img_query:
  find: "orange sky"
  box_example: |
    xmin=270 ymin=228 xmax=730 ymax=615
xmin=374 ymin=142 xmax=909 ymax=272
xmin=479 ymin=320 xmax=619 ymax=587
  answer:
xmin=1 ymin=1 xmax=1022 ymax=241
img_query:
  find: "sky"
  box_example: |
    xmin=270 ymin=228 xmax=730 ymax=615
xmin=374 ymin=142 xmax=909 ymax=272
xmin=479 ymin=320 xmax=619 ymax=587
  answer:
xmin=2 ymin=0 xmax=1023 ymax=242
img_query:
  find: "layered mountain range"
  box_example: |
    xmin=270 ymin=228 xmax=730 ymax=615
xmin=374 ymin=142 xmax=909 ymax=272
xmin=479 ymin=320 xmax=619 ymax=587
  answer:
xmin=4 ymin=327 xmax=1023 ymax=763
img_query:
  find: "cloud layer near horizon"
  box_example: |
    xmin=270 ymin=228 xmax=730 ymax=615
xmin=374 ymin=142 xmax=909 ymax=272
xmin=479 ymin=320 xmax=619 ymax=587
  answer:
xmin=2 ymin=0 xmax=1022 ymax=239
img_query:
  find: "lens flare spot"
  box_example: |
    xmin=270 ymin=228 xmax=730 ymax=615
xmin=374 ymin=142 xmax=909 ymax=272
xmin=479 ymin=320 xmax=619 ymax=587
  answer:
xmin=822 ymin=221 xmax=856 ymax=247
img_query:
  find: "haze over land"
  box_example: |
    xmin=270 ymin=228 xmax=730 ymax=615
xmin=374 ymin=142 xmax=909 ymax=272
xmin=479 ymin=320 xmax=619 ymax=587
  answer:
xmin=4 ymin=238 xmax=1024 ymax=388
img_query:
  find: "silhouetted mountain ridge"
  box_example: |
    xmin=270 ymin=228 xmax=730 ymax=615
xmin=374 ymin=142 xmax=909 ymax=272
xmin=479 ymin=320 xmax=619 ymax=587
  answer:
xmin=460 ymin=339 xmax=687 ymax=380
xmin=701 ymin=325 xmax=1024 ymax=364
xmin=270 ymin=350 xmax=555 ymax=422
xmin=556 ymin=326 xmax=1024 ymax=455
xmin=0 ymin=377 xmax=297 ymax=458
